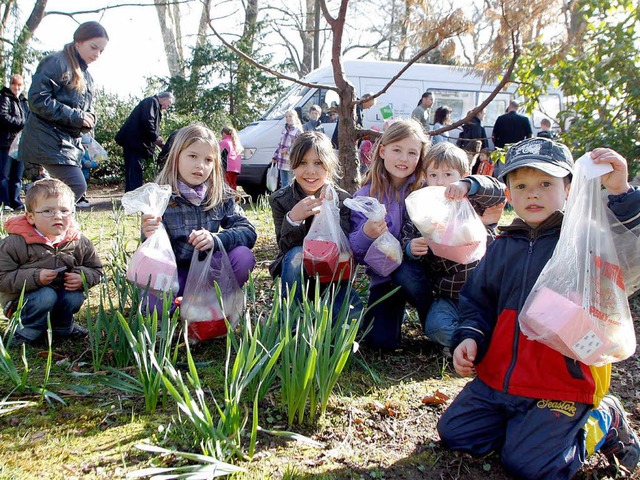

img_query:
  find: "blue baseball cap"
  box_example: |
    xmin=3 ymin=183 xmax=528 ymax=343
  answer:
xmin=498 ymin=138 xmax=574 ymax=181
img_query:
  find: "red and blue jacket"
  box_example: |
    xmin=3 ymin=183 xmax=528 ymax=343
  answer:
xmin=454 ymin=187 xmax=640 ymax=406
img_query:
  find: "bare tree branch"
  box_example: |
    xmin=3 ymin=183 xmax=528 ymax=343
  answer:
xmin=207 ymin=19 xmax=337 ymax=91
xmin=45 ymin=1 xmax=191 ymax=19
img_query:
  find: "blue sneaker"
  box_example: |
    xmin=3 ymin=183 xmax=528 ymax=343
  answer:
xmin=600 ymin=395 xmax=640 ymax=475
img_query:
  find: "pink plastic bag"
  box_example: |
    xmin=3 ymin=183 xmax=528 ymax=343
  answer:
xmin=302 ymin=185 xmax=354 ymax=282
xmin=405 ymin=186 xmax=487 ymax=264
xmin=344 ymin=196 xmax=402 ymax=277
xmin=180 ymin=237 xmax=244 ymax=342
xmin=121 ymin=183 xmax=180 ymax=294
xmin=519 ymin=154 xmax=637 ymax=365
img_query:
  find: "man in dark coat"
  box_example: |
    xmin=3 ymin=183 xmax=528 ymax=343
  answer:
xmin=457 ymin=108 xmax=489 ymax=151
xmin=0 ymin=74 xmax=29 ymax=210
xmin=116 ymin=91 xmax=174 ymax=191
xmin=492 ymin=100 xmax=533 ymax=149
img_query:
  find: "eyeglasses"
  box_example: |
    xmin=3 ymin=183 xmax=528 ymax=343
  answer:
xmin=32 ymin=209 xmax=75 ymax=217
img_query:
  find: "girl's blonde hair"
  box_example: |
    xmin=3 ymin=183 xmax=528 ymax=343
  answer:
xmin=156 ymin=124 xmax=231 ymax=210
xmin=424 ymin=142 xmax=471 ymax=176
xmin=63 ymin=21 xmax=109 ymax=93
xmin=363 ymin=118 xmax=430 ymax=200
xmin=289 ymin=131 xmax=340 ymax=182
xmin=284 ymin=109 xmax=303 ymax=130
xmin=220 ymin=126 xmax=244 ymax=154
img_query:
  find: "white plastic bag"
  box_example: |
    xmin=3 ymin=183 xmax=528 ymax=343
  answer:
xmin=121 ymin=183 xmax=180 ymax=294
xmin=181 ymin=237 xmax=244 ymax=342
xmin=266 ymin=164 xmax=278 ymax=192
xmin=302 ymin=184 xmax=353 ymax=282
xmin=519 ymin=154 xmax=637 ymax=365
xmin=344 ymin=196 xmax=402 ymax=276
xmin=406 ymin=186 xmax=487 ymax=264
xmin=8 ymin=131 xmax=20 ymax=159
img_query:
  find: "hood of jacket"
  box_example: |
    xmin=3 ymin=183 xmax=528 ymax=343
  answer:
xmin=4 ymin=214 xmax=81 ymax=244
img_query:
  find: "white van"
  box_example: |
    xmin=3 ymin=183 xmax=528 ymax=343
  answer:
xmin=238 ymin=60 xmax=562 ymax=197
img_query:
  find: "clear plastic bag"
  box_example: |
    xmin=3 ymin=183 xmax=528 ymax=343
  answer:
xmin=8 ymin=131 xmax=20 ymax=159
xmin=85 ymin=137 xmax=108 ymax=164
xmin=266 ymin=164 xmax=278 ymax=192
xmin=121 ymin=183 xmax=180 ymax=294
xmin=406 ymin=186 xmax=487 ymax=264
xmin=519 ymin=154 xmax=638 ymax=365
xmin=303 ymin=184 xmax=354 ymax=282
xmin=344 ymin=196 xmax=402 ymax=276
xmin=180 ymin=237 xmax=244 ymax=342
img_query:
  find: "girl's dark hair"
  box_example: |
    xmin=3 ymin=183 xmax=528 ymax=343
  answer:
xmin=63 ymin=21 xmax=109 ymax=92
xmin=289 ymin=131 xmax=340 ymax=181
xmin=434 ymin=105 xmax=452 ymax=125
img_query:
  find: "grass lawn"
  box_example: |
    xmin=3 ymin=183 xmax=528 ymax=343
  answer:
xmin=0 ymin=195 xmax=638 ymax=480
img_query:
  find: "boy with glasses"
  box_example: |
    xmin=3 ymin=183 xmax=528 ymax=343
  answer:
xmin=0 ymin=178 xmax=103 ymax=346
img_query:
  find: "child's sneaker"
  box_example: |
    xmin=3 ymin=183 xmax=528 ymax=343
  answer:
xmin=9 ymin=333 xmax=31 ymax=348
xmin=600 ymin=395 xmax=640 ymax=474
xmin=76 ymin=196 xmax=90 ymax=208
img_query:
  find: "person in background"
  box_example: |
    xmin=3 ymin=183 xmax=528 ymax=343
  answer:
xmin=492 ymin=100 xmax=533 ymax=148
xmin=303 ymin=105 xmax=324 ymax=133
xmin=475 ymin=148 xmax=496 ymax=177
xmin=219 ymin=126 xmax=243 ymax=191
xmin=411 ymin=91 xmax=434 ymax=131
xmin=272 ymin=109 xmax=302 ymax=188
xmin=0 ymin=74 xmax=28 ymax=211
xmin=116 ymin=91 xmax=175 ymax=192
xmin=18 ymin=21 xmax=109 ymax=203
xmin=537 ymin=118 xmax=559 ymax=140
xmin=457 ymin=108 xmax=489 ymax=151
xmin=431 ymin=105 xmax=452 ymax=144
xmin=331 ymin=93 xmax=375 ymax=149
xmin=0 ymin=178 xmax=103 ymax=347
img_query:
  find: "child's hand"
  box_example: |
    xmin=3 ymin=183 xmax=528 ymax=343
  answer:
xmin=289 ymin=196 xmax=323 ymax=222
xmin=591 ymin=148 xmax=631 ymax=195
xmin=188 ymin=229 xmax=214 ymax=251
xmin=410 ymin=237 xmax=429 ymax=257
xmin=480 ymin=201 xmax=506 ymax=226
xmin=64 ymin=272 xmax=84 ymax=291
xmin=141 ymin=214 xmax=162 ymax=239
xmin=453 ymin=339 xmax=477 ymax=377
xmin=363 ymin=218 xmax=388 ymax=239
xmin=444 ymin=181 xmax=471 ymax=201
xmin=39 ymin=269 xmax=59 ymax=285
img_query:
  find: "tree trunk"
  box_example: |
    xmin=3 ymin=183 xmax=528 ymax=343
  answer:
xmin=154 ymin=0 xmax=185 ymax=78
xmin=336 ymin=85 xmax=359 ymax=191
xmin=11 ymin=0 xmax=47 ymax=75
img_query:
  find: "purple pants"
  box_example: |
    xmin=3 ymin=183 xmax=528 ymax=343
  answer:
xmin=145 ymin=246 xmax=255 ymax=312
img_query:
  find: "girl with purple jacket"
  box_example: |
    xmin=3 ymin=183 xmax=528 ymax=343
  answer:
xmin=349 ymin=119 xmax=433 ymax=349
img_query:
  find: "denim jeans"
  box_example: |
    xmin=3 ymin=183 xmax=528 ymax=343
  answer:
xmin=362 ymin=259 xmax=434 ymax=350
xmin=44 ymin=163 xmax=87 ymax=201
xmin=15 ymin=287 xmax=86 ymax=341
xmin=0 ymin=149 xmax=23 ymax=208
xmin=424 ymin=296 xmax=459 ymax=347
xmin=280 ymin=245 xmax=363 ymax=323
xmin=278 ymin=169 xmax=293 ymax=189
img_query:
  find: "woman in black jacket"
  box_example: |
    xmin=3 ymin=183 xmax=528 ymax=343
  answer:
xmin=0 ymin=74 xmax=28 ymax=210
xmin=18 ymin=21 xmax=109 ymax=202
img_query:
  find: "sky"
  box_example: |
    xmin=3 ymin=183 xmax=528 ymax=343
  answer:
xmin=24 ymin=1 xmax=187 ymax=98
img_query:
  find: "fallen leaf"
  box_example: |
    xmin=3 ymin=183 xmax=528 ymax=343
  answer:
xmin=421 ymin=390 xmax=450 ymax=405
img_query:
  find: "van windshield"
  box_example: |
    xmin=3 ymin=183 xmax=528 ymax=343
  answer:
xmin=262 ymin=84 xmax=310 ymax=120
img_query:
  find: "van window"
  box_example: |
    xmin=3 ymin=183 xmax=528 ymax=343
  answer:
xmin=298 ymin=88 xmax=334 ymax=122
xmin=262 ymin=83 xmax=309 ymax=120
xmin=477 ymin=92 xmax=511 ymax=126
xmin=430 ymin=89 xmax=477 ymax=125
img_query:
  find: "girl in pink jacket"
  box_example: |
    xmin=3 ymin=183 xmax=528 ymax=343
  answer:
xmin=219 ymin=126 xmax=244 ymax=190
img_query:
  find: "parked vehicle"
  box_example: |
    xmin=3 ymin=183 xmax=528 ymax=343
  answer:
xmin=238 ymin=60 xmax=562 ymax=198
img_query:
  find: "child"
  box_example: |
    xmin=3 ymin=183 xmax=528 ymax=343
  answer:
xmin=402 ymin=142 xmax=505 ymax=349
xmin=437 ymin=137 xmax=640 ymax=479
xmin=269 ymin=131 xmax=361 ymax=319
xmin=77 ymin=134 xmax=99 ymax=208
xmin=303 ymin=105 xmax=324 ymax=133
xmin=219 ymin=126 xmax=243 ymax=191
xmin=141 ymin=124 xmax=256 ymax=306
xmin=272 ymin=109 xmax=302 ymax=188
xmin=537 ymin=117 xmax=559 ymax=139
xmin=0 ymin=178 xmax=103 ymax=346
xmin=349 ymin=118 xmax=433 ymax=350
xmin=475 ymin=148 xmax=495 ymax=177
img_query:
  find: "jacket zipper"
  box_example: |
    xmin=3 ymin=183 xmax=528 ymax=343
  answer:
xmin=502 ymin=235 xmax=536 ymax=393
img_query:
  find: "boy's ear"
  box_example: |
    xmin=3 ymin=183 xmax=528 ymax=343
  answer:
xmin=505 ymin=187 xmax=512 ymax=203
xmin=564 ymin=183 xmax=571 ymax=199
xmin=25 ymin=211 xmax=36 ymax=226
